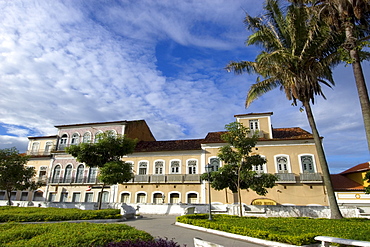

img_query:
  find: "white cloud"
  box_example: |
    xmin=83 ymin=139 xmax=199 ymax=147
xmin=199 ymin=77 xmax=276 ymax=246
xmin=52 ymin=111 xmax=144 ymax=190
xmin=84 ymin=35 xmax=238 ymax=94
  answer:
xmin=0 ymin=0 xmax=368 ymax=173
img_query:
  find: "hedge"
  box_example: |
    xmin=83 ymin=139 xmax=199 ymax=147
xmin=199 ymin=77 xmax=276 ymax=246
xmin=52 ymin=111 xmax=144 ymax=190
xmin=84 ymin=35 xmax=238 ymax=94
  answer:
xmin=0 ymin=206 xmax=121 ymax=222
xmin=177 ymin=214 xmax=370 ymax=245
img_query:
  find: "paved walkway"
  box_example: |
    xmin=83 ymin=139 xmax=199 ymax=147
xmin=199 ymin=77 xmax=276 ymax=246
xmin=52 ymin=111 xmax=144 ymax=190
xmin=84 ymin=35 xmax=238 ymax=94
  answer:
xmin=121 ymin=215 xmax=266 ymax=247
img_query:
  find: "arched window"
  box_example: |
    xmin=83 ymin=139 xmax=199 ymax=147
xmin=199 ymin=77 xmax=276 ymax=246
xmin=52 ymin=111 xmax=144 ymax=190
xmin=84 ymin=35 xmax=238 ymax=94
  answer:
xmin=107 ymin=130 xmax=117 ymax=137
xmin=88 ymin=167 xmax=98 ymax=183
xmin=275 ymin=155 xmax=290 ymax=173
xmin=52 ymin=165 xmax=61 ymax=183
xmin=99 ymin=191 xmax=109 ymax=203
xmin=155 ymin=161 xmax=164 ymax=174
xmin=76 ymin=164 xmax=84 ymax=183
xmin=95 ymin=131 xmax=103 ymax=143
xmin=44 ymin=141 xmax=53 ymax=154
xmin=59 ymin=134 xmax=68 ymax=150
xmin=121 ymin=193 xmax=130 ymax=203
xmin=187 ymin=193 xmax=198 ymax=204
xmin=300 ymin=155 xmax=315 ymax=173
xmin=71 ymin=133 xmax=79 ymax=145
xmin=33 ymin=191 xmax=44 ymax=201
xmin=170 ymin=193 xmax=180 ymax=203
xmin=170 ymin=160 xmax=180 ymax=174
xmin=83 ymin=132 xmax=91 ymax=143
xmin=187 ymin=160 xmax=197 ymax=174
xmin=153 ymin=192 xmax=164 ymax=204
xmin=64 ymin=165 xmax=73 ymax=183
xmin=209 ymin=157 xmax=220 ymax=171
xmin=138 ymin=162 xmax=148 ymax=175
xmin=31 ymin=142 xmax=39 ymax=155
xmin=136 ymin=192 xmax=146 ymax=203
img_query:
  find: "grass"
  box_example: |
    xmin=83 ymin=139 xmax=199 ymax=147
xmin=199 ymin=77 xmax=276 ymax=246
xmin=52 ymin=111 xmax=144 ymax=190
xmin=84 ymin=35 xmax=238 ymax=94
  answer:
xmin=0 ymin=222 xmax=152 ymax=247
xmin=176 ymin=214 xmax=370 ymax=246
xmin=0 ymin=206 xmax=121 ymax=222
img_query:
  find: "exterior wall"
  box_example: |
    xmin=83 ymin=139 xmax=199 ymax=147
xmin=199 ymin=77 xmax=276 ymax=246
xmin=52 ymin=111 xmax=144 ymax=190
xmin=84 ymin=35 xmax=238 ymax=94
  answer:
xmin=27 ymin=137 xmax=57 ymax=156
xmin=2 ymin=113 xmax=331 ymax=209
xmin=346 ymin=172 xmax=369 ymax=187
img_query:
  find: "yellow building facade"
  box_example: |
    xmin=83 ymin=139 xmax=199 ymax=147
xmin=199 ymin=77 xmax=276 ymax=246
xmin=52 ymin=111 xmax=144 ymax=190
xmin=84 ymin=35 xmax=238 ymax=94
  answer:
xmin=1 ymin=112 xmax=330 ymax=207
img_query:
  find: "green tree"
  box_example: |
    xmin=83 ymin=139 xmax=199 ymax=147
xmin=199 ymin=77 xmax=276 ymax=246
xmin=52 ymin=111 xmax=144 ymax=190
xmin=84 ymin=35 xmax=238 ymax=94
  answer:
xmin=301 ymin=0 xmax=370 ymax=150
xmin=202 ymin=122 xmax=277 ymax=217
xmin=0 ymin=147 xmax=41 ymax=206
xmin=365 ymin=171 xmax=370 ymax=194
xmin=66 ymin=132 xmax=137 ymax=209
xmin=226 ymin=0 xmax=343 ymax=218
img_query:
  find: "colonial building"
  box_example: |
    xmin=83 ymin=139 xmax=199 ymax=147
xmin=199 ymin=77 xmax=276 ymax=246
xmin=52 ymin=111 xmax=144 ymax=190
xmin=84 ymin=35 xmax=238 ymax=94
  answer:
xmin=1 ymin=112 xmax=330 ymax=207
xmin=331 ymin=162 xmax=370 ymax=205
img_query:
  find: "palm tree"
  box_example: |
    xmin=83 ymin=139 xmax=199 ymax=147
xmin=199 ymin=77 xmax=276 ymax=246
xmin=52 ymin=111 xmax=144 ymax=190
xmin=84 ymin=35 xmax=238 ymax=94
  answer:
xmin=314 ymin=0 xmax=370 ymax=151
xmin=227 ymin=0 xmax=344 ymax=218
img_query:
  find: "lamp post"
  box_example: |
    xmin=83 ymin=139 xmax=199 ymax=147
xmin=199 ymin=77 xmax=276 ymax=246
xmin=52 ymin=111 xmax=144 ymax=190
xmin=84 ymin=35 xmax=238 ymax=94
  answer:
xmin=205 ymin=163 xmax=213 ymax=220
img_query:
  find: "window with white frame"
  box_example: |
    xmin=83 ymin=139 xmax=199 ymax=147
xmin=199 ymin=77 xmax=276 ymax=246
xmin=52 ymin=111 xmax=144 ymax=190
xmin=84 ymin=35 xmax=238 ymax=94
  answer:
xmin=44 ymin=141 xmax=53 ymax=154
xmin=76 ymin=164 xmax=84 ymax=183
xmin=20 ymin=192 xmax=28 ymax=201
xmin=59 ymin=134 xmax=68 ymax=149
xmin=72 ymin=192 xmax=80 ymax=202
xmin=170 ymin=160 xmax=180 ymax=174
xmin=83 ymin=132 xmax=91 ymax=143
xmin=71 ymin=133 xmax=79 ymax=145
xmin=301 ymin=155 xmax=315 ymax=173
xmin=187 ymin=160 xmax=197 ymax=174
xmin=48 ymin=192 xmax=56 ymax=202
xmin=155 ymin=161 xmax=164 ymax=174
xmin=249 ymin=119 xmax=259 ymax=131
xmin=33 ymin=191 xmax=43 ymax=201
xmin=170 ymin=193 xmax=180 ymax=203
xmin=52 ymin=165 xmax=61 ymax=183
xmin=85 ymin=192 xmax=94 ymax=202
xmin=95 ymin=131 xmax=103 ymax=143
xmin=64 ymin=164 xmax=73 ymax=183
xmin=99 ymin=191 xmax=109 ymax=203
xmin=253 ymin=163 xmax=267 ymax=174
xmin=31 ymin=142 xmax=39 ymax=155
xmin=138 ymin=162 xmax=148 ymax=175
xmin=38 ymin=166 xmax=47 ymax=178
xmin=209 ymin=157 xmax=220 ymax=171
xmin=88 ymin=167 xmax=98 ymax=183
xmin=107 ymin=130 xmax=117 ymax=137
xmin=121 ymin=193 xmax=130 ymax=203
xmin=275 ymin=155 xmax=290 ymax=173
xmin=60 ymin=192 xmax=68 ymax=202
xmin=136 ymin=193 xmax=146 ymax=203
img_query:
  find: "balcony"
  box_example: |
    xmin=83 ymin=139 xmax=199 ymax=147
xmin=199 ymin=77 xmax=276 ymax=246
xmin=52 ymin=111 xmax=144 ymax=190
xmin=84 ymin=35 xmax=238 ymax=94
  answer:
xmin=27 ymin=150 xmax=52 ymax=156
xmin=275 ymin=173 xmax=296 ymax=183
xmin=151 ymin=175 xmax=166 ymax=183
xmin=184 ymin=174 xmax=201 ymax=183
xmin=134 ymin=175 xmax=150 ymax=183
xmin=48 ymin=176 xmax=101 ymax=185
xmin=300 ymin=173 xmax=323 ymax=183
xmin=167 ymin=174 xmax=183 ymax=183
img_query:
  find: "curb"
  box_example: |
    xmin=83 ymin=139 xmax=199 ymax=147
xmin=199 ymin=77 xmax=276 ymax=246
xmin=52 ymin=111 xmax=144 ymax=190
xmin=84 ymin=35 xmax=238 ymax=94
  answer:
xmin=175 ymin=222 xmax=316 ymax=247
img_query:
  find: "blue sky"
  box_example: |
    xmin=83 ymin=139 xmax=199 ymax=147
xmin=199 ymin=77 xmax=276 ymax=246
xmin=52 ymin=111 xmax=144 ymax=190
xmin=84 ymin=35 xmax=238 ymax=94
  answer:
xmin=0 ymin=0 xmax=368 ymax=173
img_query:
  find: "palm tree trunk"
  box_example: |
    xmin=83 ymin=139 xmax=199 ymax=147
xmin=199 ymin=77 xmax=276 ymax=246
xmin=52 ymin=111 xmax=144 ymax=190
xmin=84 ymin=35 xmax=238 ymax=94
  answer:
xmin=303 ymin=100 xmax=343 ymax=219
xmin=350 ymin=50 xmax=370 ymax=150
xmin=345 ymin=22 xmax=370 ymax=150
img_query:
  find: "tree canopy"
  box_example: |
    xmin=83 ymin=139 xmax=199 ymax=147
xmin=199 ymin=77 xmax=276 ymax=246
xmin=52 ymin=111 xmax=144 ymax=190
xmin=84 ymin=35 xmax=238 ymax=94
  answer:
xmin=0 ymin=147 xmax=41 ymax=206
xmin=66 ymin=132 xmax=137 ymax=209
xmin=226 ymin=0 xmax=343 ymax=218
xmin=203 ymin=122 xmax=277 ymax=216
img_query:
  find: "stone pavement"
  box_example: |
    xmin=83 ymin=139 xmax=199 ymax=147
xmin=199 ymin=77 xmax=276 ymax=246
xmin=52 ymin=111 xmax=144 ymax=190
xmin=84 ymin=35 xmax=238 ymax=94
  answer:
xmin=120 ymin=215 xmax=267 ymax=247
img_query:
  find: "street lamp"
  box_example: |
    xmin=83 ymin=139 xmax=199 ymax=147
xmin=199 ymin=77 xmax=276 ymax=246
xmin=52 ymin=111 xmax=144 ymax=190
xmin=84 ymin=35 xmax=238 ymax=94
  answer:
xmin=205 ymin=163 xmax=213 ymax=220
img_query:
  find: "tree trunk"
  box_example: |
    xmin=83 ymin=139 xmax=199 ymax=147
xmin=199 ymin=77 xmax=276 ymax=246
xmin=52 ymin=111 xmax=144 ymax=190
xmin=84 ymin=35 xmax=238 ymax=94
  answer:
xmin=303 ymin=100 xmax=343 ymax=219
xmin=345 ymin=22 xmax=370 ymax=151
xmin=98 ymin=184 xmax=105 ymax=210
xmin=6 ymin=189 xmax=12 ymax=206
xmin=238 ymin=165 xmax=243 ymax=217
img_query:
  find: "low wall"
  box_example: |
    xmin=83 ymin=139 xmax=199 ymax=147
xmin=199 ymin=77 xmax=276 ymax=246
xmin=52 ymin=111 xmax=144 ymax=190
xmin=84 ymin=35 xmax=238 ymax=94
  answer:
xmin=0 ymin=200 xmax=363 ymax=218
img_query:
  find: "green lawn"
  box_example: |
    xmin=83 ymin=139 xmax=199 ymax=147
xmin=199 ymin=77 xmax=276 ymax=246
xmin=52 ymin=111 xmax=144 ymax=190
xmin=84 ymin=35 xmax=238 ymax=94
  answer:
xmin=0 ymin=222 xmax=152 ymax=247
xmin=0 ymin=206 xmax=121 ymax=222
xmin=177 ymin=214 xmax=370 ymax=246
